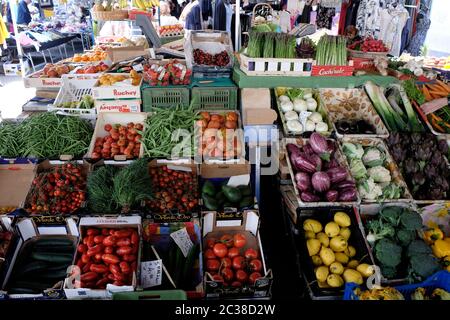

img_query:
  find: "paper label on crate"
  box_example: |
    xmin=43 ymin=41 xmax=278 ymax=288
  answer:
xmin=158 ymin=69 xmax=166 ymax=81
xmin=132 ymin=64 xmax=144 ymax=72
xmin=299 ymin=111 xmax=312 ymax=129
xmin=167 ymin=164 xmax=192 ymax=172
xmin=140 ymin=260 xmax=162 ymax=288
xmin=170 ymin=227 xmax=194 ymax=258
xmin=227 ymin=174 xmax=250 ymax=187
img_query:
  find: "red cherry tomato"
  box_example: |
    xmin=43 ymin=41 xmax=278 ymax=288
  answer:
xmin=204 ymin=249 xmax=216 ymax=260
xmin=235 ymin=269 xmax=248 ymax=283
xmin=233 ymin=233 xmax=247 ymax=248
xmin=212 ymin=274 xmax=224 ymax=282
xmin=231 ymin=281 xmax=242 ymax=287
xmin=249 ymin=272 xmax=262 ymax=285
xmin=220 ymin=267 xmax=234 ymax=282
xmin=221 ymin=257 xmax=232 ymax=268
xmin=213 ymin=243 xmax=228 ymax=258
xmin=220 ymin=234 xmax=234 ymax=248
xmin=232 ymin=256 xmax=246 ymax=270
xmin=206 ymin=259 xmax=220 ymax=272
xmin=206 ymin=238 xmax=216 ymax=249
xmin=249 ymin=259 xmax=263 ymax=272
xmin=227 ymin=247 xmax=240 ymax=259
xmin=244 ymin=248 xmax=259 ymax=260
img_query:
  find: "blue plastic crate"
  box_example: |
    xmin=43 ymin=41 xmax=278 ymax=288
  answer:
xmin=343 ymin=271 xmax=450 ymax=300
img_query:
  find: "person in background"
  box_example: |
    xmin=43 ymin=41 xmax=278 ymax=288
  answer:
xmin=159 ymin=1 xmax=179 ymax=26
xmin=16 ymin=0 xmax=32 ymax=25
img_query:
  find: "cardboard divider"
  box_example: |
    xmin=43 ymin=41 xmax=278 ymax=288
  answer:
xmin=0 ymin=163 xmax=36 ymax=209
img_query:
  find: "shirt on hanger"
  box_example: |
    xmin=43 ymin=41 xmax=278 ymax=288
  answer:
xmin=379 ymin=5 xmax=409 ymax=56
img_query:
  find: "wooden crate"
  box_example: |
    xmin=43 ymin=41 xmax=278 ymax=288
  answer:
xmin=239 ymin=54 xmax=315 ymax=77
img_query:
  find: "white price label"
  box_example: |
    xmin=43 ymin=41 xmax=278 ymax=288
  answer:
xmin=170 ymin=227 xmax=194 ymax=258
xmin=132 ymin=64 xmax=144 ymax=72
xmin=299 ymin=111 xmax=312 ymax=129
xmin=140 ymin=260 xmax=162 ymax=288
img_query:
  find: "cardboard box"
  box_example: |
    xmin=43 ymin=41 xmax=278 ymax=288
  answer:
xmin=0 ymin=163 xmax=36 ymax=210
xmin=64 ymin=215 xmax=142 ymax=300
xmin=240 ymin=89 xmax=277 ymax=126
xmin=202 ymin=210 xmax=272 ymax=299
xmin=24 ymin=70 xmax=63 ymax=88
xmin=106 ymin=47 xmax=148 ymax=65
xmin=1 ymin=216 xmax=79 ymax=299
xmin=86 ymin=112 xmax=148 ymax=161
xmin=3 ymin=60 xmax=30 ymax=76
xmin=311 ymin=64 xmax=354 ymax=77
xmin=95 ymin=99 xmax=141 ymax=113
xmin=92 ymin=74 xmax=143 ymax=100
xmin=141 ymin=218 xmax=204 ymax=299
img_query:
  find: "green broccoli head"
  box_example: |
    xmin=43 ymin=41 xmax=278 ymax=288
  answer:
xmin=399 ymin=209 xmax=423 ymax=231
xmin=407 ymin=239 xmax=432 ymax=258
xmin=380 ymin=265 xmax=398 ymax=279
xmin=366 ymin=219 xmax=396 ymax=244
xmin=397 ymin=229 xmax=416 ymax=247
xmin=375 ymin=238 xmax=402 ymax=268
xmin=380 ymin=206 xmax=402 ymax=226
xmin=408 ymin=254 xmax=441 ymax=281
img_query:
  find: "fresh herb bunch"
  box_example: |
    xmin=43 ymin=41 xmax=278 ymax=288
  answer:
xmin=87 ymin=165 xmax=120 ymax=214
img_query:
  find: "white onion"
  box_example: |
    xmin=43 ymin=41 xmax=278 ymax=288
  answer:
xmin=293 ymin=99 xmax=308 ymax=112
xmin=315 ymin=122 xmax=328 ymax=132
xmin=285 ymin=110 xmax=299 ymax=121
xmin=306 ymin=98 xmax=317 ymax=111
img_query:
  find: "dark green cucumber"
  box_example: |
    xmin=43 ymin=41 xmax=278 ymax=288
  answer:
xmin=10 ymin=280 xmax=54 ymax=291
xmin=16 ymin=261 xmax=49 ymax=276
xmin=32 ymin=269 xmax=69 ymax=279
xmin=46 ymin=264 xmax=70 ymax=272
xmin=8 ymin=287 xmax=40 ymax=294
xmin=33 ymin=245 xmax=74 ymax=253
xmin=173 ymin=245 xmax=184 ymax=287
xmin=33 ymin=238 xmax=74 ymax=247
xmin=31 ymin=252 xmax=73 ymax=263
xmin=182 ymin=243 xmax=199 ymax=289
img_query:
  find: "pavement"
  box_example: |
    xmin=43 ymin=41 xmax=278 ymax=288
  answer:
xmin=0 ymin=75 xmax=35 ymax=119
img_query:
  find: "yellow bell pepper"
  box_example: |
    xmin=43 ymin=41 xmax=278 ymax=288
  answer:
xmin=445 ymin=237 xmax=450 ymax=244
xmin=423 ymin=228 xmax=444 ymax=244
xmin=432 ymin=240 xmax=450 ymax=259
xmin=446 ymin=265 xmax=450 ymax=272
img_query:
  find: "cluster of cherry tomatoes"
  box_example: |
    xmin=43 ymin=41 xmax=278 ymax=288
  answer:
xmin=204 ymin=233 xmax=264 ymax=287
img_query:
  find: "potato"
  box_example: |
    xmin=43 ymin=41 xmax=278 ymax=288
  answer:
xmin=305 ymin=231 xmax=316 ymax=239
xmin=334 ymin=211 xmax=351 ymax=227
xmin=357 ymin=263 xmax=375 ymax=278
xmin=316 ymin=232 xmax=329 ymax=247
xmin=325 ymin=222 xmax=340 ymax=237
xmin=339 ymin=227 xmax=351 ymax=240
xmin=343 ymin=269 xmax=363 ymax=285
xmin=327 ymin=274 xmax=344 ymax=288
xmin=319 ymin=247 xmax=335 ymax=266
xmin=315 ymin=266 xmax=329 ymax=282
xmin=335 ymin=252 xmax=349 ymax=265
xmin=347 ymin=259 xmax=359 ymax=269
xmin=303 ymin=219 xmax=323 ymax=233
xmin=318 ymin=281 xmax=330 ymax=288
xmin=329 ymin=262 xmax=344 ymax=275
xmin=307 ymin=239 xmax=321 ymax=256
xmin=344 ymin=245 xmax=356 ymax=258
xmin=311 ymin=255 xmax=322 ymax=266
xmin=330 ymin=236 xmax=348 ymax=252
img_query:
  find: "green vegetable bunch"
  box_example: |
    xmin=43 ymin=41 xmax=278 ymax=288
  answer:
xmin=365 ymin=206 xmax=440 ymax=282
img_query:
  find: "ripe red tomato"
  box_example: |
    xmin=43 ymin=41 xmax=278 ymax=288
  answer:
xmin=235 ymin=269 xmax=248 ymax=283
xmin=221 ymin=257 xmax=232 ymax=268
xmin=249 ymin=259 xmax=263 ymax=272
xmin=233 ymin=233 xmax=247 ymax=248
xmin=213 ymin=243 xmax=228 ymax=258
xmin=227 ymin=247 xmax=240 ymax=259
xmin=249 ymin=272 xmax=262 ymax=285
xmin=220 ymin=267 xmax=234 ymax=282
xmin=232 ymin=256 xmax=246 ymax=270
xmin=206 ymin=238 xmax=216 ymax=249
xmin=212 ymin=274 xmax=224 ymax=282
xmin=204 ymin=249 xmax=216 ymax=260
xmin=206 ymin=259 xmax=220 ymax=272
xmin=220 ymin=234 xmax=234 ymax=248
xmin=244 ymin=248 xmax=259 ymax=260
xmin=231 ymin=281 xmax=242 ymax=287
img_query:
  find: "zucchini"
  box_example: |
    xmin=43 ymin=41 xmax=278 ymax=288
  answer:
xmin=34 ymin=238 xmax=74 ymax=247
xmin=173 ymin=245 xmax=184 ymax=287
xmin=16 ymin=261 xmax=49 ymax=276
xmin=182 ymin=243 xmax=199 ymax=288
xmin=31 ymin=252 xmax=73 ymax=264
xmin=33 ymin=245 xmax=74 ymax=253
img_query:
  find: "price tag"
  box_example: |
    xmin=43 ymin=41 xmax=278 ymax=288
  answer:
xmin=158 ymin=69 xmax=166 ymax=81
xmin=299 ymin=111 xmax=312 ymax=129
xmin=140 ymin=260 xmax=162 ymax=288
xmin=170 ymin=227 xmax=194 ymax=258
xmin=132 ymin=64 xmax=144 ymax=72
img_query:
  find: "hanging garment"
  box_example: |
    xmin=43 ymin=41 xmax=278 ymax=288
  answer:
xmin=338 ymin=0 xmax=350 ymax=34
xmin=180 ymin=0 xmax=198 ymax=25
xmin=17 ymin=0 xmax=32 ymax=25
xmin=400 ymin=20 xmax=411 ymax=54
xmin=316 ymin=4 xmax=336 ymax=29
xmin=406 ymin=14 xmax=431 ymax=56
xmin=345 ymin=0 xmax=360 ymax=28
xmin=298 ymin=4 xmax=312 ymax=23
xmin=213 ymin=0 xmax=226 ymax=31
xmin=224 ymin=1 xmax=232 ymax=33
xmin=356 ymin=0 xmax=382 ymax=38
xmin=199 ymin=0 xmax=212 ymax=21
xmin=379 ymin=5 xmax=409 ymax=56
xmin=0 ymin=15 xmax=9 ymax=46
xmin=185 ymin=3 xmax=202 ymax=30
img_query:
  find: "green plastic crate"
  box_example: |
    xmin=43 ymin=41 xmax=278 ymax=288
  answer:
xmin=112 ymin=290 xmax=187 ymax=300
xmin=191 ymin=86 xmax=238 ymax=110
xmin=142 ymin=86 xmax=190 ymax=111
